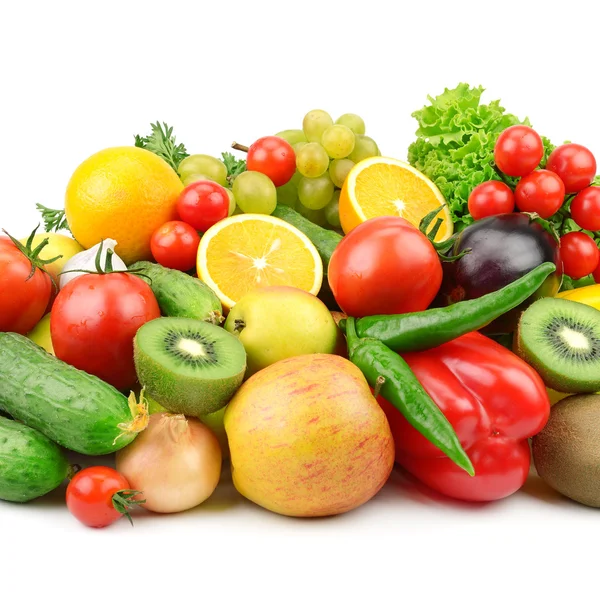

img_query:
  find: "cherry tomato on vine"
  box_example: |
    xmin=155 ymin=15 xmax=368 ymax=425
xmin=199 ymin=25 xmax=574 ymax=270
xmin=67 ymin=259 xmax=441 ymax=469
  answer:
xmin=247 ymin=136 xmax=296 ymax=187
xmin=51 ymin=270 xmax=160 ymax=390
xmin=328 ymin=216 xmax=442 ymax=317
xmin=560 ymin=231 xmax=599 ymax=280
xmin=514 ymin=169 xmax=565 ymax=218
xmin=546 ymin=144 xmax=597 ymax=194
xmin=570 ymin=187 xmax=600 ymax=232
xmin=0 ymin=230 xmax=57 ymax=334
xmin=468 ymin=180 xmax=515 ymax=220
xmin=177 ymin=181 xmax=230 ymax=232
xmin=66 ymin=466 xmax=144 ymax=528
xmin=151 ymin=221 xmax=200 ymax=272
xmin=494 ymin=125 xmax=544 ymax=177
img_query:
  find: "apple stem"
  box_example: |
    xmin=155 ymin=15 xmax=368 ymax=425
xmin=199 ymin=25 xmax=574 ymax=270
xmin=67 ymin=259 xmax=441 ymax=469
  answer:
xmin=373 ymin=375 xmax=385 ymax=399
xmin=233 ymin=319 xmax=246 ymax=333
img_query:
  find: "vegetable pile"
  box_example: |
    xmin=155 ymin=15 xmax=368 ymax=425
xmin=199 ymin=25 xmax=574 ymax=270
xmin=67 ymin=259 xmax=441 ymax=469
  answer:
xmin=3 ymin=84 xmax=600 ymax=528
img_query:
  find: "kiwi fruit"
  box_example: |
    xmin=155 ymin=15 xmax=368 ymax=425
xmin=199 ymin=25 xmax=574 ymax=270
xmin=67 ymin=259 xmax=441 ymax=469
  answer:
xmin=134 ymin=317 xmax=246 ymax=418
xmin=532 ymin=394 xmax=600 ymax=508
xmin=516 ymin=297 xmax=600 ymax=393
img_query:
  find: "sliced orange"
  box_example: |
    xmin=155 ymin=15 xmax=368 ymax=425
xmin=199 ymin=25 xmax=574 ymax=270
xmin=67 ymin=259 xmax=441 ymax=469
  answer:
xmin=197 ymin=214 xmax=323 ymax=310
xmin=339 ymin=156 xmax=453 ymax=241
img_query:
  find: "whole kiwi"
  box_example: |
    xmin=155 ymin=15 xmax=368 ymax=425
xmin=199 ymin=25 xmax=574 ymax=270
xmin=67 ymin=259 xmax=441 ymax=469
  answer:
xmin=532 ymin=394 xmax=600 ymax=507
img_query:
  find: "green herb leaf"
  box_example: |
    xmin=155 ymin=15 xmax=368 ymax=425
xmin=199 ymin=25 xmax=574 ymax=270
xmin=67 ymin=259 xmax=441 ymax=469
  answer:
xmin=222 ymin=151 xmax=246 ymax=186
xmin=36 ymin=204 xmax=70 ymax=233
xmin=134 ymin=122 xmax=189 ymax=172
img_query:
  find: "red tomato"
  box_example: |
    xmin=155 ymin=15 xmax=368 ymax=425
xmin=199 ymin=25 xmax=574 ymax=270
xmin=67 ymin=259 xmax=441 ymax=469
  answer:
xmin=328 ymin=216 xmax=442 ymax=317
xmin=247 ymin=136 xmax=296 ymax=187
xmin=66 ymin=466 xmax=142 ymax=528
xmin=546 ymin=144 xmax=597 ymax=194
xmin=593 ymin=259 xmax=600 ymax=284
xmin=51 ymin=273 xmax=160 ymax=390
xmin=514 ymin=169 xmax=565 ymax=218
xmin=570 ymin=186 xmax=600 ymax=232
xmin=468 ymin=180 xmax=515 ymax=220
xmin=151 ymin=221 xmax=200 ymax=271
xmin=560 ymin=231 xmax=599 ymax=280
xmin=0 ymin=235 xmax=53 ymax=334
xmin=494 ymin=125 xmax=544 ymax=177
xmin=177 ymin=181 xmax=229 ymax=232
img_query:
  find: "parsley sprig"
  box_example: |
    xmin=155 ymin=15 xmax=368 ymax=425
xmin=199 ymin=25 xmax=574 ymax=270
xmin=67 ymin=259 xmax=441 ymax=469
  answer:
xmin=134 ymin=122 xmax=189 ymax=172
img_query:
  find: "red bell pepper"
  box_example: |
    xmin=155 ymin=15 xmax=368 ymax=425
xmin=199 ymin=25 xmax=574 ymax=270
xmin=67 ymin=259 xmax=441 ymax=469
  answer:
xmin=378 ymin=331 xmax=550 ymax=502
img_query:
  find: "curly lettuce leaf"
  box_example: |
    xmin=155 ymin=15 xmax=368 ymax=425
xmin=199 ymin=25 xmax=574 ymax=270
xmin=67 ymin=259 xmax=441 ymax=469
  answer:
xmin=408 ymin=84 xmax=555 ymax=230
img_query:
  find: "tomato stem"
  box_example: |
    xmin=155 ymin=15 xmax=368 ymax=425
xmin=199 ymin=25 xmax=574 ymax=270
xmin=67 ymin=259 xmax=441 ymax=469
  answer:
xmin=112 ymin=489 xmax=146 ymax=526
xmin=231 ymin=142 xmax=249 ymax=153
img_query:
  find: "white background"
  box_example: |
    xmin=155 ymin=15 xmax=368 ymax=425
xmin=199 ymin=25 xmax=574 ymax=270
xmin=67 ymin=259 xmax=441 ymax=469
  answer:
xmin=1 ymin=1 xmax=599 ymax=598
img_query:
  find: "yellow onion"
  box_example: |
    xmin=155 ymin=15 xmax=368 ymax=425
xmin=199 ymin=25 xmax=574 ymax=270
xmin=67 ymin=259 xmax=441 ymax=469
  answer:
xmin=116 ymin=412 xmax=222 ymax=513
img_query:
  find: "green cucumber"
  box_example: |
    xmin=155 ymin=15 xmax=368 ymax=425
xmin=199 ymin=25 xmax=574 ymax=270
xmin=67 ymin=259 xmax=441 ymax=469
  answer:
xmin=130 ymin=261 xmax=223 ymax=324
xmin=0 ymin=333 xmax=147 ymax=456
xmin=0 ymin=415 xmax=70 ymax=502
xmin=272 ymin=204 xmax=342 ymax=269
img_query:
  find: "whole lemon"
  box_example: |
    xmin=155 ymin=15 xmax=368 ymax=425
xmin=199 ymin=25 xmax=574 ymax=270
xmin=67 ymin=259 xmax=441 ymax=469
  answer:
xmin=65 ymin=147 xmax=183 ymax=264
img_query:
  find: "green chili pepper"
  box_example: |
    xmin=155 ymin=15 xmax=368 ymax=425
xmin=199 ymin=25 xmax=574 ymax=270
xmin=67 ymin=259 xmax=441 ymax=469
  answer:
xmin=345 ymin=317 xmax=474 ymax=476
xmin=349 ymin=262 xmax=556 ymax=353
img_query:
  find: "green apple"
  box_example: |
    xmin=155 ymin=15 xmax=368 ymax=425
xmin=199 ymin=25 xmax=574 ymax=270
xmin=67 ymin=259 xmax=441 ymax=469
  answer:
xmin=224 ymin=285 xmax=338 ymax=377
xmin=200 ymin=405 xmax=229 ymax=459
xmin=27 ymin=313 xmax=54 ymax=354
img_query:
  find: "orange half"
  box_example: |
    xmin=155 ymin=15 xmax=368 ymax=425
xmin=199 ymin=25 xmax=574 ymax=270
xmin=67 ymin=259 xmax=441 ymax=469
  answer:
xmin=197 ymin=214 xmax=323 ymax=310
xmin=339 ymin=156 xmax=453 ymax=241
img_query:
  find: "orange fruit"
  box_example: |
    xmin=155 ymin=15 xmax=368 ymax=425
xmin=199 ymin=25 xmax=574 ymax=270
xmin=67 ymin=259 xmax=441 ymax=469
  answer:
xmin=197 ymin=214 xmax=322 ymax=310
xmin=339 ymin=156 xmax=453 ymax=241
xmin=65 ymin=147 xmax=183 ymax=264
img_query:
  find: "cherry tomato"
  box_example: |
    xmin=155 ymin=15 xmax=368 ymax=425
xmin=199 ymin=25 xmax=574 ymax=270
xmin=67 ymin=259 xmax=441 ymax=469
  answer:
xmin=468 ymin=180 xmax=515 ymax=220
xmin=514 ymin=169 xmax=565 ymax=218
xmin=560 ymin=231 xmax=599 ymax=280
xmin=328 ymin=216 xmax=442 ymax=317
xmin=66 ymin=466 xmax=143 ymax=528
xmin=546 ymin=144 xmax=597 ymax=194
xmin=0 ymin=234 xmax=53 ymax=334
xmin=51 ymin=272 xmax=160 ymax=390
xmin=247 ymin=136 xmax=296 ymax=187
xmin=177 ymin=181 xmax=229 ymax=232
xmin=593 ymin=259 xmax=600 ymax=284
xmin=570 ymin=187 xmax=600 ymax=232
xmin=494 ymin=125 xmax=544 ymax=177
xmin=151 ymin=221 xmax=200 ymax=272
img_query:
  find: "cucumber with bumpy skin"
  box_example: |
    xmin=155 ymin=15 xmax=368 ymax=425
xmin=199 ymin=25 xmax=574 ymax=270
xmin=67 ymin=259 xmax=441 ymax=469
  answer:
xmin=130 ymin=261 xmax=223 ymax=324
xmin=0 ymin=333 xmax=148 ymax=455
xmin=0 ymin=416 xmax=70 ymax=502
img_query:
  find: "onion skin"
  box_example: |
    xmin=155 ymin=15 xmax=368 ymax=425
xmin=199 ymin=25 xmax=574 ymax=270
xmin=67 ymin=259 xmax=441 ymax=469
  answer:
xmin=116 ymin=413 xmax=222 ymax=513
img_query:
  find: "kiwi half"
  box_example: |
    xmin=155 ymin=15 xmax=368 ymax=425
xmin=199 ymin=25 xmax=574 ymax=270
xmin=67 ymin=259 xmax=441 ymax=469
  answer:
xmin=532 ymin=394 xmax=600 ymax=508
xmin=134 ymin=317 xmax=246 ymax=418
xmin=517 ymin=297 xmax=600 ymax=393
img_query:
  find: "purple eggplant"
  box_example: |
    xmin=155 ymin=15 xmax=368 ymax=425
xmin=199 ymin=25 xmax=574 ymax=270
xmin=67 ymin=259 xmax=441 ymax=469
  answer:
xmin=439 ymin=213 xmax=563 ymax=332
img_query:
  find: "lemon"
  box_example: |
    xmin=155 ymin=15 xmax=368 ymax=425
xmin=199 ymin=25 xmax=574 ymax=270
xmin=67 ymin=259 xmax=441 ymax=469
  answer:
xmin=196 ymin=214 xmax=322 ymax=310
xmin=339 ymin=156 xmax=453 ymax=242
xmin=65 ymin=147 xmax=183 ymax=264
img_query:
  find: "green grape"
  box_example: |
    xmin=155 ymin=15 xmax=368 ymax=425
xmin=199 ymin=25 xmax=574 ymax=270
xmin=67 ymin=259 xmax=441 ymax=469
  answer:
xmin=178 ymin=154 xmax=228 ymax=187
xmin=224 ymin=188 xmax=236 ymax=216
xmin=275 ymin=129 xmax=307 ymax=145
xmin=181 ymin=172 xmax=209 ymax=187
xmin=335 ymin=113 xmax=366 ymax=135
xmin=232 ymin=171 xmax=277 ymax=215
xmin=325 ymin=191 xmax=341 ymax=229
xmin=321 ymin=125 xmax=355 ymax=159
xmin=276 ymin=177 xmax=299 ymax=208
xmin=348 ymin=135 xmax=380 ymax=164
xmin=296 ymin=143 xmax=329 ymax=178
xmin=302 ymin=109 xmax=334 ymax=143
xmin=329 ymin=159 xmax=355 ymax=188
xmin=296 ymin=201 xmax=328 ymax=227
xmin=293 ymin=141 xmax=307 ymax=154
xmin=298 ymin=175 xmax=334 ymax=210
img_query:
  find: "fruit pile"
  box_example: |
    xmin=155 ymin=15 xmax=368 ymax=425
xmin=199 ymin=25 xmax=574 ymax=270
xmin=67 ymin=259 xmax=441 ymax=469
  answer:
xmin=3 ymin=83 xmax=600 ymax=529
